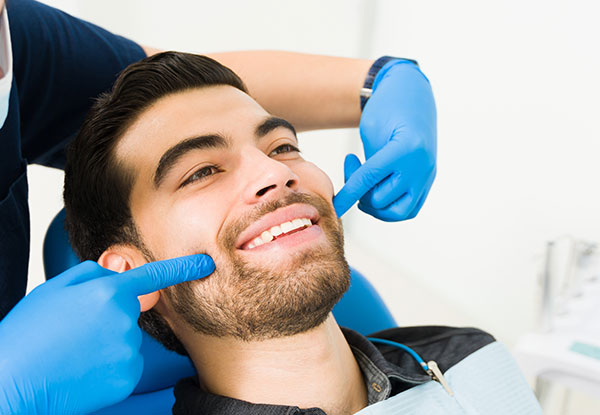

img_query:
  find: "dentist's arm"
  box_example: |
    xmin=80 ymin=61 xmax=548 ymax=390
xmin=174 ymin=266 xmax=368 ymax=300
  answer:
xmin=203 ymin=51 xmax=372 ymax=132
xmin=0 ymin=255 xmax=214 ymax=415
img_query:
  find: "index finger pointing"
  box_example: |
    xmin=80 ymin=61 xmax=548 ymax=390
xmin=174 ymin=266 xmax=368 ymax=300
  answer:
xmin=334 ymin=146 xmax=398 ymax=217
xmin=117 ymin=254 xmax=215 ymax=296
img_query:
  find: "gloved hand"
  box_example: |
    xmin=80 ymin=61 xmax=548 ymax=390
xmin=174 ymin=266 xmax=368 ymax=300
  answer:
xmin=0 ymin=254 xmax=214 ymax=415
xmin=334 ymin=60 xmax=437 ymax=221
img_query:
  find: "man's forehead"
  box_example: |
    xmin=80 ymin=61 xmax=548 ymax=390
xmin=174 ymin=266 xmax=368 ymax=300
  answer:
xmin=115 ymin=86 xmax=270 ymax=167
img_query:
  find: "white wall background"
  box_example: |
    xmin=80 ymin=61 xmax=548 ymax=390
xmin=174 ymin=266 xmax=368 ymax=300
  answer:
xmin=28 ymin=0 xmax=600 ymax=412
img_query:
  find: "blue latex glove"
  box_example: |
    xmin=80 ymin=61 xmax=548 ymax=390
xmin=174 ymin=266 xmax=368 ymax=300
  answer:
xmin=334 ymin=60 xmax=437 ymax=221
xmin=0 ymin=254 xmax=214 ymax=414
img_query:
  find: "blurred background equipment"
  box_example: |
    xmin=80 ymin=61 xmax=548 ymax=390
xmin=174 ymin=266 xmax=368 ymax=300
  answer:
xmin=515 ymin=237 xmax=600 ymax=412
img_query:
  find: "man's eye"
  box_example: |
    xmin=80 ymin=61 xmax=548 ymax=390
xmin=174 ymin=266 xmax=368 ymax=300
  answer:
xmin=181 ymin=165 xmax=221 ymax=188
xmin=269 ymin=144 xmax=300 ymax=157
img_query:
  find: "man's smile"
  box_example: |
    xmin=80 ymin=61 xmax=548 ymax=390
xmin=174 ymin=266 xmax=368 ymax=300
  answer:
xmin=244 ymin=217 xmax=313 ymax=249
xmin=235 ymin=203 xmax=323 ymax=252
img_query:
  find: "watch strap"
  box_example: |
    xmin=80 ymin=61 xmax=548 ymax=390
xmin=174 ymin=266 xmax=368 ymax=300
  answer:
xmin=360 ymin=56 xmax=419 ymax=110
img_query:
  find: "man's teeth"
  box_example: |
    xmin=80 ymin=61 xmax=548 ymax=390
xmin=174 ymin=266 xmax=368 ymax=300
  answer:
xmin=247 ymin=218 xmax=312 ymax=249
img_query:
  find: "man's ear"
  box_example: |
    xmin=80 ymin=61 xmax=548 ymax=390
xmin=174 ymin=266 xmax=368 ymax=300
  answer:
xmin=97 ymin=247 xmax=160 ymax=312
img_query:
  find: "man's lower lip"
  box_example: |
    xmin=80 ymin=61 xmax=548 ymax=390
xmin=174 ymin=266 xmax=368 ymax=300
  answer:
xmin=238 ymin=224 xmax=324 ymax=252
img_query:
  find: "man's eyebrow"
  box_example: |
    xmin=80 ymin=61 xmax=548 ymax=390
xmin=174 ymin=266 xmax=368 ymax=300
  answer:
xmin=255 ymin=116 xmax=297 ymax=140
xmin=153 ymin=134 xmax=230 ymax=188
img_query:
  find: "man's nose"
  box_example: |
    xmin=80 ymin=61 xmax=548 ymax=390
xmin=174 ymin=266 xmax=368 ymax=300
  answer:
xmin=241 ymin=149 xmax=299 ymax=204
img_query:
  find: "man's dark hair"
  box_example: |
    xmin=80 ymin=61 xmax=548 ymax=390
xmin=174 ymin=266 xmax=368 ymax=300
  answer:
xmin=64 ymin=51 xmax=247 ymax=261
xmin=63 ymin=52 xmax=247 ymax=355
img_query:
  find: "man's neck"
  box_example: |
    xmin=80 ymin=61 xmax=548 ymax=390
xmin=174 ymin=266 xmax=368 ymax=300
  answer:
xmin=180 ymin=314 xmax=368 ymax=415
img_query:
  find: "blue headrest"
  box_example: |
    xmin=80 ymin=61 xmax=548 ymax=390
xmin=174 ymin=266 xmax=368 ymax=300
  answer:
xmin=43 ymin=209 xmax=80 ymax=279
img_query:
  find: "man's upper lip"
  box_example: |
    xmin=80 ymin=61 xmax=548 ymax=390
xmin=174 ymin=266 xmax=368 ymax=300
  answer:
xmin=235 ymin=203 xmax=320 ymax=249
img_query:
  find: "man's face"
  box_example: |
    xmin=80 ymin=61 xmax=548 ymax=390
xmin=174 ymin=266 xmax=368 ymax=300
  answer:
xmin=115 ymin=86 xmax=349 ymax=341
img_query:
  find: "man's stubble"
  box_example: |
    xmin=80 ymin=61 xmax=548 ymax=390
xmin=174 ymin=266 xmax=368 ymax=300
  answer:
xmin=160 ymin=192 xmax=351 ymax=342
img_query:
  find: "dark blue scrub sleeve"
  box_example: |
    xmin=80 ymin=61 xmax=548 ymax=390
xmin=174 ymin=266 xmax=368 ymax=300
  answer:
xmin=9 ymin=0 xmax=146 ymax=168
xmin=0 ymin=83 xmax=28 ymax=320
xmin=0 ymin=0 xmax=146 ymax=319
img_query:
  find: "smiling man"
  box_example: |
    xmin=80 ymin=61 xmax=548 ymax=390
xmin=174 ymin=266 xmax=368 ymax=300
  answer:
xmin=63 ymin=52 xmax=540 ymax=414
xmin=64 ymin=52 xmax=368 ymax=414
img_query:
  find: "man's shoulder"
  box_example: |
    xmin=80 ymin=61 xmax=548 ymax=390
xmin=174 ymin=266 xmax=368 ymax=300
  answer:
xmin=370 ymin=325 xmax=495 ymax=345
xmin=367 ymin=325 xmax=496 ymax=371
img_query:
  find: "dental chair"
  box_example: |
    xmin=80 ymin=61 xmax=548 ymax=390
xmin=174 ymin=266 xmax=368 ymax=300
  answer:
xmin=44 ymin=209 xmax=397 ymax=414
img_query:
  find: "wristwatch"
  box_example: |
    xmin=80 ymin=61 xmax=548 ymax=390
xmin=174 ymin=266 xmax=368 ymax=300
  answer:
xmin=360 ymin=56 xmax=419 ymax=110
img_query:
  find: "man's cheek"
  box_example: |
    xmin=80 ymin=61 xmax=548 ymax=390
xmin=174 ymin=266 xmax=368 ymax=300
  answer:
xmin=168 ymin=195 xmax=226 ymax=242
xmin=204 ymin=247 xmax=237 ymax=277
xmin=297 ymin=162 xmax=335 ymax=199
xmin=169 ymin=264 xmax=223 ymax=303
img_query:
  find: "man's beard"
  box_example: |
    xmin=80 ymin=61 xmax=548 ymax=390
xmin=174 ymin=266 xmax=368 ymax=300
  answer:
xmin=150 ymin=192 xmax=350 ymax=343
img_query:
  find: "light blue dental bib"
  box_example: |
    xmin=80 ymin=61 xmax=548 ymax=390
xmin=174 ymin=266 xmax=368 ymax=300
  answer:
xmin=355 ymin=342 xmax=542 ymax=415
